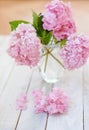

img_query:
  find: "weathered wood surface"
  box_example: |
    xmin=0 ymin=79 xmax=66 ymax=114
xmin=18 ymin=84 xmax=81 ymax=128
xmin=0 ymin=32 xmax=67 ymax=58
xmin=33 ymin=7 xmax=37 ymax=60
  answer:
xmin=0 ymin=36 xmax=89 ymax=130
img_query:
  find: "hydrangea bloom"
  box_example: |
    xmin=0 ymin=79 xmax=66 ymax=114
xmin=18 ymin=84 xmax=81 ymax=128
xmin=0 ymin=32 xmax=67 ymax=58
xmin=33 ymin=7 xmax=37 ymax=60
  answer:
xmin=42 ymin=0 xmax=76 ymax=41
xmin=32 ymin=90 xmax=47 ymax=113
xmin=16 ymin=92 xmax=28 ymax=110
xmin=46 ymin=87 xmax=69 ymax=114
xmin=53 ymin=20 xmax=76 ymax=41
xmin=60 ymin=34 xmax=89 ymax=70
xmin=8 ymin=23 xmax=41 ymax=67
xmin=32 ymin=87 xmax=69 ymax=115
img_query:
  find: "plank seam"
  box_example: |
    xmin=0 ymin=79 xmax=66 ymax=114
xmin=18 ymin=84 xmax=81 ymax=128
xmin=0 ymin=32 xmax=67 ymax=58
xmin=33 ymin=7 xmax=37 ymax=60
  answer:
xmin=82 ymin=67 xmax=85 ymax=130
xmin=44 ymin=84 xmax=54 ymax=130
xmin=0 ymin=63 xmax=15 ymax=97
xmin=14 ymin=69 xmax=34 ymax=130
xmin=44 ymin=114 xmax=49 ymax=130
xmin=14 ymin=111 xmax=22 ymax=130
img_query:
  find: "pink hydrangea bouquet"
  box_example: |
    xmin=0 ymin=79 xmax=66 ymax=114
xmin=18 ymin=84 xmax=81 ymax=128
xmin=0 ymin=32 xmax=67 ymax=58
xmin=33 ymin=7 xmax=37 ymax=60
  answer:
xmin=8 ymin=0 xmax=89 ymax=71
xmin=7 ymin=0 xmax=89 ymax=115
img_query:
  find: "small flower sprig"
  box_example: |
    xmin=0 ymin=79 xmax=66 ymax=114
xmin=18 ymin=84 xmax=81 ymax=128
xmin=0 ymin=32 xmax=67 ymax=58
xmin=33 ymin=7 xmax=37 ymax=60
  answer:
xmin=16 ymin=92 xmax=28 ymax=110
xmin=32 ymin=87 xmax=69 ymax=115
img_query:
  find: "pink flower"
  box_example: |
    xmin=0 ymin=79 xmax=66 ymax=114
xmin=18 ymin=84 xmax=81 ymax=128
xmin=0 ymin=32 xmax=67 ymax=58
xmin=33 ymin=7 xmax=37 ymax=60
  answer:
xmin=16 ymin=92 xmax=28 ymax=110
xmin=46 ymin=87 xmax=69 ymax=114
xmin=32 ymin=87 xmax=69 ymax=115
xmin=53 ymin=20 xmax=76 ymax=41
xmin=42 ymin=0 xmax=76 ymax=41
xmin=8 ymin=23 xmax=41 ymax=67
xmin=32 ymin=90 xmax=47 ymax=113
xmin=60 ymin=34 xmax=89 ymax=70
xmin=46 ymin=103 xmax=58 ymax=114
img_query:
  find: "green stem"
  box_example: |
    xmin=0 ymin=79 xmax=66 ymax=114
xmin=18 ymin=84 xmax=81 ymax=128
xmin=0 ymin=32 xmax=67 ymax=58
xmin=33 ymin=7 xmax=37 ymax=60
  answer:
xmin=45 ymin=48 xmax=64 ymax=68
xmin=49 ymin=52 xmax=64 ymax=68
xmin=41 ymin=49 xmax=53 ymax=57
xmin=44 ymin=52 xmax=48 ymax=72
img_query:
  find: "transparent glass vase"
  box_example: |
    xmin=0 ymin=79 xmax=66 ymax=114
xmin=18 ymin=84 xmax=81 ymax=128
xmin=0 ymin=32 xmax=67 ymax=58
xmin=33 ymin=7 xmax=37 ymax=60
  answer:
xmin=38 ymin=44 xmax=64 ymax=83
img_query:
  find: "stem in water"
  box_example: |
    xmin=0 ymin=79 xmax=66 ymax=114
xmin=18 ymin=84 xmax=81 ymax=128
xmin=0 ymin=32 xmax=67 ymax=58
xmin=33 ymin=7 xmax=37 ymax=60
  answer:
xmin=44 ymin=52 xmax=48 ymax=72
xmin=49 ymin=52 xmax=64 ymax=68
xmin=45 ymin=48 xmax=64 ymax=68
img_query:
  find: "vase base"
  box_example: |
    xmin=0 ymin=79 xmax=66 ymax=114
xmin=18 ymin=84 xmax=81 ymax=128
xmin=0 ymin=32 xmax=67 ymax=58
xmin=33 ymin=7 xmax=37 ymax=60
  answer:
xmin=41 ymin=74 xmax=60 ymax=83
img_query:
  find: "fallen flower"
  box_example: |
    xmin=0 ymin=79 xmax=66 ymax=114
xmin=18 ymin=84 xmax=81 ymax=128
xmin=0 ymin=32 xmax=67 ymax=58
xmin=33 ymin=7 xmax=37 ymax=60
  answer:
xmin=16 ymin=92 xmax=28 ymax=110
xmin=32 ymin=87 xmax=69 ymax=115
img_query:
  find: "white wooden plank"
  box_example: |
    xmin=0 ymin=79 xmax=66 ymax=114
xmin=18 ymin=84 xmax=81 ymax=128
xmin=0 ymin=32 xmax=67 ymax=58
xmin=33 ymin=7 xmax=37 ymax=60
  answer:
xmin=0 ymin=36 xmax=15 ymax=95
xmin=0 ymin=35 xmax=7 ymax=45
xmin=16 ymin=69 xmax=47 ymax=130
xmin=46 ymin=69 xmax=83 ymax=130
xmin=83 ymin=59 xmax=89 ymax=130
xmin=0 ymin=65 xmax=33 ymax=130
xmin=0 ymin=60 xmax=15 ymax=96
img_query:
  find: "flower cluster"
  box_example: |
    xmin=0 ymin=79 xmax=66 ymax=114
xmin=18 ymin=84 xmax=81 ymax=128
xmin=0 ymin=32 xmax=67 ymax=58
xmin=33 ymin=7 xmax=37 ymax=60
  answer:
xmin=8 ymin=23 xmax=41 ymax=67
xmin=42 ymin=0 xmax=76 ymax=41
xmin=60 ymin=34 xmax=89 ymax=70
xmin=32 ymin=87 xmax=69 ymax=115
xmin=8 ymin=0 xmax=89 ymax=70
xmin=16 ymin=92 xmax=28 ymax=110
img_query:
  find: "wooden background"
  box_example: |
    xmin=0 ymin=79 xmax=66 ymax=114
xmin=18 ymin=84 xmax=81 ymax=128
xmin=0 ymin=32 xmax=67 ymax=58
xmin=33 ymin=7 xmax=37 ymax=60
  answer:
xmin=0 ymin=0 xmax=89 ymax=35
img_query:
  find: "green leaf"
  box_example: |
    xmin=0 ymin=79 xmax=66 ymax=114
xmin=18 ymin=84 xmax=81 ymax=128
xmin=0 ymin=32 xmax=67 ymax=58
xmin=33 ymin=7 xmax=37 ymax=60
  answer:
xmin=32 ymin=12 xmax=44 ymax=37
xmin=53 ymin=36 xmax=58 ymax=44
xmin=9 ymin=20 xmax=29 ymax=31
xmin=60 ymin=39 xmax=67 ymax=48
xmin=32 ymin=12 xmax=39 ymax=30
xmin=32 ymin=12 xmax=52 ymax=45
xmin=42 ymin=31 xmax=52 ymax=45
xmin=37 ymin=15 xmax=44 ymax=36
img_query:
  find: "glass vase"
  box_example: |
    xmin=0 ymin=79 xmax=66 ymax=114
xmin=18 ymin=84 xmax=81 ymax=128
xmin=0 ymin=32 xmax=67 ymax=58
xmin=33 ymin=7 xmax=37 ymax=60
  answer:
xmin=38 ymin=44 xmax=64 ymax=83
